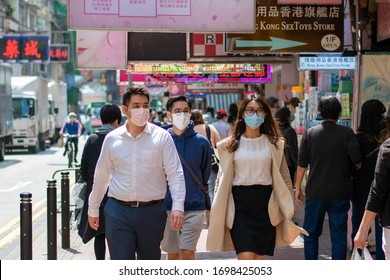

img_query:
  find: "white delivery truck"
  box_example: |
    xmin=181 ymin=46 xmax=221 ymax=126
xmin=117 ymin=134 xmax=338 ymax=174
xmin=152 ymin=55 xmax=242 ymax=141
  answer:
xmin=0 ymin=64 xmax=13 ymax=161
xmin=9 ymin=76 xmax=50 ymax=154
xmin=48 ymin=80 xmax=68 ymax=144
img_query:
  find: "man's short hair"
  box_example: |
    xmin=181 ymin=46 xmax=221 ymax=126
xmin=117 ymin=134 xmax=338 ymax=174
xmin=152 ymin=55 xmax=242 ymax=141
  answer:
xmin=100 ymin=104 xmax=122 ymax=125
xmin=166 ymin=96 xmax=192 ymax=111
xmin=266 ymin=96 xmax=279 ymax=108
xmin=318 ymin=96 xmax=341 ymax=120
xmin=122 ymin=86 xmax=150 ymax=106
xmin=289 ymin=97 xmax=301 ymax=108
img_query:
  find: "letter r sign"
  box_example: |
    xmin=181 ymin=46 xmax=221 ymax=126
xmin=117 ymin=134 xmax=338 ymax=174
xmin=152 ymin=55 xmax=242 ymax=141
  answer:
xmin=205 ymin=34 xmax=216 ymax=44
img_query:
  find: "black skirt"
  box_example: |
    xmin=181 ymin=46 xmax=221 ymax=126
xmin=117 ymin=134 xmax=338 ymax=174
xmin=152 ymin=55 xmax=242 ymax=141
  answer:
xmin=230 ymin=185 xmax=276 ymax=256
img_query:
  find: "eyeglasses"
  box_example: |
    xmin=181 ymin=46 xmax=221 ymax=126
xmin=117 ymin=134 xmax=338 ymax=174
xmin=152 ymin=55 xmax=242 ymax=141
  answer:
xmin=172 ymin=109 xmax=191 ymax=116
xmin=245 ymin=108 xmax=265 ymax=116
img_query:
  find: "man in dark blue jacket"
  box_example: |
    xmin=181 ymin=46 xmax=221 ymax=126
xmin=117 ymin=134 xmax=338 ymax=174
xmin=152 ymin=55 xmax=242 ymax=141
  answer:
xmin=161 ymin=96 xmax=212 ymax=260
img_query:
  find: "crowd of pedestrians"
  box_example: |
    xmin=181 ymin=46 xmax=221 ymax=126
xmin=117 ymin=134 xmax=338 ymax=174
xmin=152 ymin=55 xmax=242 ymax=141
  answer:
xmin=73 ymin=86 xmax=389 ymax=261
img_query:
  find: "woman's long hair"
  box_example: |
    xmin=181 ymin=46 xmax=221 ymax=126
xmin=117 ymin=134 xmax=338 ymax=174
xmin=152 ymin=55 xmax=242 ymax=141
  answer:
xmin=358 ymin=99 xmax=387 ymax=143
xmin=226 ymin=95 xmax=279 ymax=153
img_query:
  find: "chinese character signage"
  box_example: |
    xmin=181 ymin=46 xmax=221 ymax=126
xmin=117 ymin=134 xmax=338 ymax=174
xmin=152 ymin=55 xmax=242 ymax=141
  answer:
xmin=0 ymin=36 xmax=49 ymax=63
xmin=50 ymin=45 xmax=70 ymax=63
xmin=226 ymin=0 xmax=344 ymax=52
xmin=68 ymin=0 xmax=256 ymax=33
xmin=299 ymin=56 xmax=356 ymax=70
xmin=128 ymin=63 xmax=265 ymax=73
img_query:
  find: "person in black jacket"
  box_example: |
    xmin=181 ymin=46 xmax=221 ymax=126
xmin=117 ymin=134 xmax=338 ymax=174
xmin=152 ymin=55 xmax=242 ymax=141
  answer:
xmin=78 ymin=104 xmax=121 ymax=259
xmin=355 ymin=105 xmax=390 ymax=260
xmin=295 ymin=96 xmax=362 ymax=260
xmin=352 ymin=99 xmax=387 ymax=259
xmin=275 ymin=107 xmax=298 ymax=184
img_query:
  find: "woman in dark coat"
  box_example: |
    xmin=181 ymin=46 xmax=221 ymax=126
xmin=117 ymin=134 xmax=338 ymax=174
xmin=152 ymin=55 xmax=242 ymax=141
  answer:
xmin=78 ymin=104 xmax=121 ymax=259
xmin=275 ymin=107 xmax=298 ymax=184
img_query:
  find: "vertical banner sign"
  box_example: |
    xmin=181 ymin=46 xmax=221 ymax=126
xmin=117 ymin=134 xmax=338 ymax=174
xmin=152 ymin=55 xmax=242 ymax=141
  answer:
xmin=0 ymin=36 xmax=49 ymax=63
xmin=226 ymin=0 xmax=344 ymax=52
xmin=50 ymin=44 xmax=70 ymax=63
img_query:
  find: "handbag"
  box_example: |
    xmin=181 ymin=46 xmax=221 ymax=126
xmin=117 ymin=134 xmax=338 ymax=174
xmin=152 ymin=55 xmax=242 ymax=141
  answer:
xmin=205 ymin=125 xmax=220 ymax=173
xmin=351 ymin=247 xmax=373 ymax=260
xmin=71 ymin=180 xmax=87 ymax=229
xmin=177 ymin=153 xmax=211 ymax=211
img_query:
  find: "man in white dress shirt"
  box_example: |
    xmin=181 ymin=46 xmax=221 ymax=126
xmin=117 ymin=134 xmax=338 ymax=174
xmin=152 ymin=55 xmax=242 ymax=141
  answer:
xmin=88 ymin=87 xmax=185 ymax=260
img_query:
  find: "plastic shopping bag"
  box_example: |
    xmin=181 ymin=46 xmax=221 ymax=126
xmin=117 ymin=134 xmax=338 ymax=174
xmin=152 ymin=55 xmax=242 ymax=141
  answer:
xmin=71 ymin=181 xmax=87 ymax=229
xmin=351 ymin=247 xmax=373 ymax=260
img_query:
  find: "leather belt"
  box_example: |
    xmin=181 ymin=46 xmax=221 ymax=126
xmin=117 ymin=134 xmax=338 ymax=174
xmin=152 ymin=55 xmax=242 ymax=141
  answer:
xmin=112 ymin=197 xmax=164 ymax=208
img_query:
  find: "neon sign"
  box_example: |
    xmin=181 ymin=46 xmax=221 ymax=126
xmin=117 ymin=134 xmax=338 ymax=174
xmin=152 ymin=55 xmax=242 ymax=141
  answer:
xmin=0 ymin=36 xmax=49 ymax=63
xmin=50 ymin=45 xmax=69 ymax=63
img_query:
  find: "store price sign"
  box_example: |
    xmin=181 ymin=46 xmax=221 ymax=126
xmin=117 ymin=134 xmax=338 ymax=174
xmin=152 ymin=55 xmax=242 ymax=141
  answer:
xmin=0 ymin=36 xmax=49 ymax=63
xmin=226 ymin=0 xmax=344 ymax=53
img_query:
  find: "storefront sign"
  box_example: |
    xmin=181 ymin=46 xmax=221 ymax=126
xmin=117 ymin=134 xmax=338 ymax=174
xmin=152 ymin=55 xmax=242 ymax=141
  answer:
xmin=128 ymin=63 xmax=266 ymax=73
xmin=50 ymin=44 xmax=69 ymax=63
xmin=68 ymin=0 xmax=256 ymax=33
xmin=278 ymin=0 xmax=341 ymax=4
xmin=0 ymin=36 xmax=49 ymax=63
xmin=226 ymin=0 xmax=344 ymax=52
xmin=299 ymin=56 xmax=356 ymax=70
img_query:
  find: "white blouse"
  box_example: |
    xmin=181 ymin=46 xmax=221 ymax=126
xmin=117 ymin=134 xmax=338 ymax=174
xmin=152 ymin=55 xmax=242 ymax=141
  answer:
xmin=232 ymin=134 xmax=273 ymax=186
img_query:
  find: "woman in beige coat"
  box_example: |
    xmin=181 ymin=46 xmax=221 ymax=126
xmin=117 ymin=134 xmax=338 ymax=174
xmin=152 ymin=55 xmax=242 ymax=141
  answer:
xmin=206 ymin=95 xmax=308 ymax=260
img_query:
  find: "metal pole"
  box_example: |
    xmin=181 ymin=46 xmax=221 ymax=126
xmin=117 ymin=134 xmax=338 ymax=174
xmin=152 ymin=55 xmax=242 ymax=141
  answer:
xmin=20 ymin=192 xmax=32 ymax=260
xmin=61 ymin=172 xmax=70 ymax=249
xmin=47 ymin=180 xmax=57 ymax=260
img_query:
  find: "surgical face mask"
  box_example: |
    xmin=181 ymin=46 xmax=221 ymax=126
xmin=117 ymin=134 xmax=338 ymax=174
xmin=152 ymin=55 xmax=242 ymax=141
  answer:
xmin=69 ymin=117 xmax=76 ymax=122
xmin=244 ymin=114 xmax=265 ymax=129
xmin=128 ymin=107 xmax=149 ymax=127
xmin=172 ymin=113 xmax=191 ymax=130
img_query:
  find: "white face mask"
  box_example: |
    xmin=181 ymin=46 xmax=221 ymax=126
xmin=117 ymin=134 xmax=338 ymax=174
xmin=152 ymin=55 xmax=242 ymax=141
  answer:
xmin=129 ymin=108 xmax=149 ymax=127
xmin=172 ymin=113 xmax=191 ymax=130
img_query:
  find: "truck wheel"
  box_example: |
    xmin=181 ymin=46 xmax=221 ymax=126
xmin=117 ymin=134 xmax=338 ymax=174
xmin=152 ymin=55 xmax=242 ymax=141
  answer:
xmin=29 ymin=143 xmax=38 ymax=154
xmin=0 ymin=139 xmax=5 ymax=161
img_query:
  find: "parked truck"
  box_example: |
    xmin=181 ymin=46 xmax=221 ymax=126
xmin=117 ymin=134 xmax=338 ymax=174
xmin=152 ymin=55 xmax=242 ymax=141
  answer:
xmin=48 ymin=80 xmax=67 ymax=144
xmin=8 ymin=76 xmax=49 ymax=154
xmin=0 ymin=64 xmax=13 ymax=161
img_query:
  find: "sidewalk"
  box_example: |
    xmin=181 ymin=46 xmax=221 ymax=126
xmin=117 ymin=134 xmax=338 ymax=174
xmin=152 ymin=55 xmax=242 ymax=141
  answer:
xmin=7 ymin=200 xmax=334 ymax=260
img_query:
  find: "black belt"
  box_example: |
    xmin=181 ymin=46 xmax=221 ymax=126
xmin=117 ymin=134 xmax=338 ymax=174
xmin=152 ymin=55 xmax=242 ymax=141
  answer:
xmin=111 ymin=197 xmax=164 ymax=207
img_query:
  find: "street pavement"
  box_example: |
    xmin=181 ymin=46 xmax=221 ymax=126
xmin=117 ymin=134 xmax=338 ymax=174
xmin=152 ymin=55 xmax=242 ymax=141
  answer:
xmin=3 ymin=197 xmax=339 ymax=260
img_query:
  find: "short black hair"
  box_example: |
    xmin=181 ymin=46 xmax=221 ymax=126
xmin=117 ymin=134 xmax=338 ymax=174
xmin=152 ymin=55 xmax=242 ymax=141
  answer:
xmin=166 ymin=96 xmax=192 ymax=111
xmin=122 ymin=86 xmax=150 ymax=106
xmin=289 ymin=97 xmax=300 ymax=108
xmin=318 ymin=96 xmax=341 ymax=120
xmin=100 ymin=104 xmax=122 ymax=125
xmin=274 ymin=107 xmax=291 ymax=126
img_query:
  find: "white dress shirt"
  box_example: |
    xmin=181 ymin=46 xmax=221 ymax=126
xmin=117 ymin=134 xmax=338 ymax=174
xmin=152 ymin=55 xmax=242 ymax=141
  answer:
xmin=88 ymin=122 xmax=186 ymax=217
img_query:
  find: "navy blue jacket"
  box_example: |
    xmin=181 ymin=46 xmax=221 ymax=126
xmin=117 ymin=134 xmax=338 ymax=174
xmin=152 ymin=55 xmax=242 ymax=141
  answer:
xmin=165 ymin=121 xmax=212 ymax=211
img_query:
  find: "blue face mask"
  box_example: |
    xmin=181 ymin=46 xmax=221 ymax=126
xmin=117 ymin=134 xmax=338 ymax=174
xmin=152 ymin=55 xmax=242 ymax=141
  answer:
xmin=291 ymin=113 xmax=296 ymax=122
xmin=244 ymin=114 xmax=265 ymax=129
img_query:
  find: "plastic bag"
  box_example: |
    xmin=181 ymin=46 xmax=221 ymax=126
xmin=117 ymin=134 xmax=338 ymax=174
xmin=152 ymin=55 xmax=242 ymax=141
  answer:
xmin=71 ymin=181 xmax=87 ymax=229
xmin=351 ymin=247 xmax=373 ymax=260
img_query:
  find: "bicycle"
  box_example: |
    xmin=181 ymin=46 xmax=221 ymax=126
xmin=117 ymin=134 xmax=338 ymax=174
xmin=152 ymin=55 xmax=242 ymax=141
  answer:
xmin=63 ymin=134 xmax=78 ymax=168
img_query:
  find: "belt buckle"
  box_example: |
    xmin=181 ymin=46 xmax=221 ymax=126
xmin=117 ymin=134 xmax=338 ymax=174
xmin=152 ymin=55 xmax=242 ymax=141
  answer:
xmin=131 ymin=201 xmax=140 ymax=207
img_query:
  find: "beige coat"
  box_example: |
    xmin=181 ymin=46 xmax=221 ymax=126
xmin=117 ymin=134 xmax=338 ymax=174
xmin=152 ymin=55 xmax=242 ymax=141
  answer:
xmin=206 ymin=137 xmax=308 ymax=252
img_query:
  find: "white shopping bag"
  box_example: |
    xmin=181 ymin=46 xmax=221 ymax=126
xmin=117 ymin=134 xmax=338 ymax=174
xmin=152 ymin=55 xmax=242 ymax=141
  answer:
xmin=351 ymin=247 xmax=373 ymax=260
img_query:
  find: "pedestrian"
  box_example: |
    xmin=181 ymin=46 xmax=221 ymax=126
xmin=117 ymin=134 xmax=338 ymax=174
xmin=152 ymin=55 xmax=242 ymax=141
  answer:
xmin=354 ymin=105 xmax=390 ymax=260
xmin=227 ymin=103 xmax=238 ymax=126
xmin=206 ymin=95 xmax=308 ymax=260
xmin=204 ymin=106 xmax=216 ymax=124
xmin=60 ymin=112 xmax=82 ymax=163
xmin=88 ymin=86 xmax=185 ymax=260
xmin=161 ymin=96 xmax=212 ymax=260
xmin=352 ymin=99 xmax=387 ymax=260
xmin=266 ymin=96 xmax=280 ymax=115
xmin=78 ymin=104 xmax=122 ymax=259
xmin=274 ymin=107 xmax=298 ymax=184
xmin=191 ymin=110 xmax=221 ymax=203
xmin=295 ymin=95 xmax=362 ymax=260
xmin=211 ymin=109 xmax=231 ymax=140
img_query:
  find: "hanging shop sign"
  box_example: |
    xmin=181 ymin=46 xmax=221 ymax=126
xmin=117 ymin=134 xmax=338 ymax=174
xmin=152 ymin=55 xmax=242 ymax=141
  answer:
xmin=128 ymin=63 xmax=266 ymax=73
xmin=299 ymin=55 xmax=356 ymax=70
xmin=68 ymin=0 xmax=256 ymax=33
xmin=146 ymin=67 xmax=272 ymax=83
xmin=277 ymin=0 xmax=341 ymax=4
xmin=226 ymin=0 xmax=344 ymax=53
xmin=49 ymin=44 xmax=69 ymax=63
xmin=0 ymin=36 xmax=49 ymax=63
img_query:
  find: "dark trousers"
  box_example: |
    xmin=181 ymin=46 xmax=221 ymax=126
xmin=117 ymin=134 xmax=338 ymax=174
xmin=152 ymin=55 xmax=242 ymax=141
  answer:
xmin=104 ymin=198 xmax=167 ymax=260
xmin=303 ymin=199 xmax=350 ymax=260
xmin=64 ymin=137 xmax=79 ymax=158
